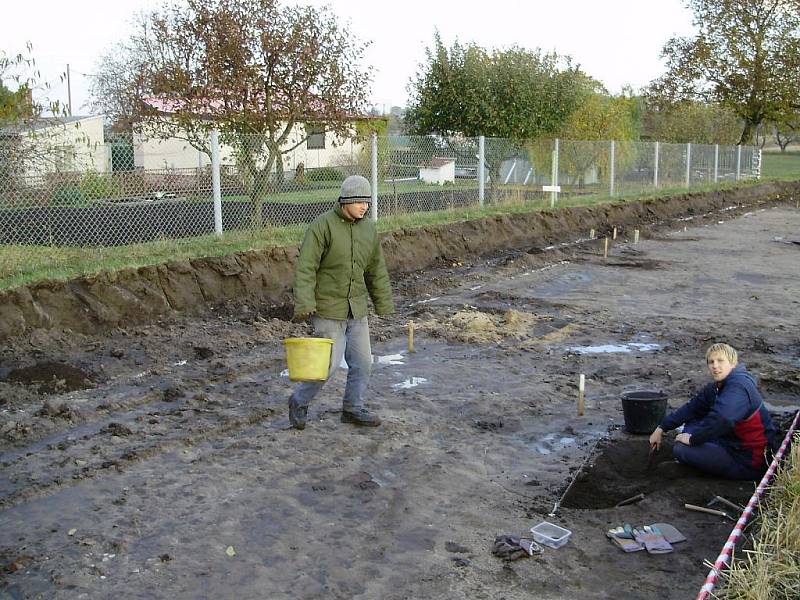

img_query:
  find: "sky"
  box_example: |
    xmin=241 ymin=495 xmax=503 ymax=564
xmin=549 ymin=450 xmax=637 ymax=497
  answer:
xmin=1 ymin=0 xmax=696 ymax=116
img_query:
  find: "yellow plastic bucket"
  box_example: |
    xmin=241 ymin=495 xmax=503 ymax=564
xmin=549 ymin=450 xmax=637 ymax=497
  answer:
xmin=283 ymin=337 xmax=334 ymax=381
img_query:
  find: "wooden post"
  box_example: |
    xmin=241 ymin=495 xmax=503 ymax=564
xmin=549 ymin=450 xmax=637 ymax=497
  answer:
xmin=612 ymin=226 xmax=617 ymax=240
xmin=634 ymin=229 xmax=640 ymax=244
xmin=603 ymin=237 xmax=609 ymax=258
xmin=578 ymin=374 xmax=585 ymax=416
xmin=589 ymin=228 xmax=595 ymax=239
xmin=408 ymin=320 xmax=416 ymax=353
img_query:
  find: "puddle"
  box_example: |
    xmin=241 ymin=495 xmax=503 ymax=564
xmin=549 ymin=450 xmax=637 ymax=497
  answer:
xmin=370 ymin=470 xmax=397 ymax=487
xmin=532 ymin=270 xmax=592 ymax=298
xmin=568 ymin=342 xmax=660 ymax=354
xmin=392 ymin=377 xmax=428 ymax=390
xmin=375 ymin=354 xmax=405 ymax=366
xmin=410 ymin=297 xmax=440 ymax=306
xmin=532 ymin=433 xmax=576 ymax=455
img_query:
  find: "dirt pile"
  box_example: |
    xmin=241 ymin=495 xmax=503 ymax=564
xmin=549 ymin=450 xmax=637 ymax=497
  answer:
xmin=421 ymin=308 xmax=575 ymax=345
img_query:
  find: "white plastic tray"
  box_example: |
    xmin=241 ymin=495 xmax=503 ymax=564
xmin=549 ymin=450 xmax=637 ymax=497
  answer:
xmin=531 ymin=521 xmax=572 ymax=548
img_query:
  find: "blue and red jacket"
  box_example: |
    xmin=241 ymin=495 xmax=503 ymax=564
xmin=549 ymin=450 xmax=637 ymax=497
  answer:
xmin=660 ymin=364 xmax=778 ymax=469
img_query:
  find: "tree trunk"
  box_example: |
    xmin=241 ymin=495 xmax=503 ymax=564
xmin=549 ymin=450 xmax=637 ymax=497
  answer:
xmin=739 ymin=120 xmax=758 ymax=145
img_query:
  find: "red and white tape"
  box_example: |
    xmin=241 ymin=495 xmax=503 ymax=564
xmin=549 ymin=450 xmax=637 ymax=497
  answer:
xmin=696 ymin=410 xmax=800 ymax=600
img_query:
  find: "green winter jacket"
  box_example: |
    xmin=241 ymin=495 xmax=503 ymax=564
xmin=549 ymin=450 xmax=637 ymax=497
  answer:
xmin=293 ymin=205 xmax=394 ymax=320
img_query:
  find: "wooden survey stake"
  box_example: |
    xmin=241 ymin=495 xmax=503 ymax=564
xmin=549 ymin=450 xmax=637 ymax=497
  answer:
xmin=408 ymin=320 xmax=416 ymax=353
xmin=578 ymin=374 xmax=585 ymax=416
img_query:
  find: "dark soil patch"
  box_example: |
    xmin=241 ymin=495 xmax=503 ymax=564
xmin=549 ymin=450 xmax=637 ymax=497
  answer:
xmin=561 ymin=436 xmax=753 ymax=510
xmin=4 ymin=361 xmax=95 ymax=394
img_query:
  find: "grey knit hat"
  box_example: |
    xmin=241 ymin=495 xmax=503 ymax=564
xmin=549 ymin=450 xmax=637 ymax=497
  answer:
xmin=338 ymin=175 xmax=371 ymax=204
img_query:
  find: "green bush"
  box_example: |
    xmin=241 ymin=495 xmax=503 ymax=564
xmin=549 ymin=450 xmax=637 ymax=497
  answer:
xmin=306 ymin=167 xmax=345 ymax=182
xmin=79 ymin=171 xmax=120 ymax=200
xmin=51 ymin=183 xmax=87 ymax=206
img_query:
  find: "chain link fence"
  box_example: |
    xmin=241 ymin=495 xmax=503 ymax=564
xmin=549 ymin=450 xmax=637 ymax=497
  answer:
xmin=0 ymin=130 xmax=760 ymax=248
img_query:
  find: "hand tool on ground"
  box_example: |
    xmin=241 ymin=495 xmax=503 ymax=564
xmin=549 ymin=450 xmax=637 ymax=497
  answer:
xmin=707 ymin=495 xmax=745 ymax=513
xmin=684 ymin=503 xmax=735 ymax=521
xmin=615 ymin=492 xmax=645 ymax=507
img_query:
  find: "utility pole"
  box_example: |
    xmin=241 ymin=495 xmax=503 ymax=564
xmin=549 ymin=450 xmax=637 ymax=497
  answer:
xmin=66 ymin=64 xmax=72 ymax=116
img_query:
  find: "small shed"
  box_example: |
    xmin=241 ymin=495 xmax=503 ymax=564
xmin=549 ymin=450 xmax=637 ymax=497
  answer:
xmin=419 ymin=157 xmax=456 ymax=185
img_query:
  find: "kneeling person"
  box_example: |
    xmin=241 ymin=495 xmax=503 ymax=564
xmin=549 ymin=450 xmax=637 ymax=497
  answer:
xmin=649 ymin=343 xmax=777 ymax=480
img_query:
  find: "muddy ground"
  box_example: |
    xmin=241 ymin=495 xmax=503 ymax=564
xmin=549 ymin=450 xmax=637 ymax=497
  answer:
xmin=1 ymin=196 xmax=800 ymax=599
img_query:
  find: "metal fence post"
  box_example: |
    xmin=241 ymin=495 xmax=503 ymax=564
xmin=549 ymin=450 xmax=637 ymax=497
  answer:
xmin=653 ymin=141 xmax=659 ymax=188
xmin=736 ymin=145 xmax=742 ymax=181
xmin=685 ymin=142 xmax=691 ymax=188
xmin=550 ymin=138 xmax=560 ymax=208
xmin=371 ymin=132 xmax=378 ymax=221
xmin=609 ymin=140 xmax=616 ymax=196
xmin=714 ymin=144 xmax=719 ymax=183
xmin=478 ymin=136 xmax=485 ymax=207
xmin=756 ymin=147 xmax=762 ymax=179
xmin=211 ymin=129 xmax=223 ymax=235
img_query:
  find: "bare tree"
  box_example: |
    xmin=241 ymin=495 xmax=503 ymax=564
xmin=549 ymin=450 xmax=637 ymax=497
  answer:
xmin=91 ymin=0 xmax=372 ymax=224
xmin=773 ymin=116 xmax=800 ymax=152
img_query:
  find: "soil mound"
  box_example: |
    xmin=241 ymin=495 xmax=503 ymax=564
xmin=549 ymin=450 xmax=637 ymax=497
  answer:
xmin=4 ymin=361 xmax=95 ymax=394
xmin=422 ymin=308 xmax=574 ymax=344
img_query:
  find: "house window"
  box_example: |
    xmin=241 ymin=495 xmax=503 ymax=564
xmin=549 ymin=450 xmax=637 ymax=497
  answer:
xmin=306 ymin=126 xmax=325 ymax=150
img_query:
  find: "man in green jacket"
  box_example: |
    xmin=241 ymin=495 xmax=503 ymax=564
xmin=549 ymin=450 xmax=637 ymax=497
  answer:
xmin=288 ymin=175 xmax=395 ymax=430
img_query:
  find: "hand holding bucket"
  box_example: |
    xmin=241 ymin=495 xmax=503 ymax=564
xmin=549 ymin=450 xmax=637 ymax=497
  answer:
xmin=283 ymin=337 xmax=334 ymax=381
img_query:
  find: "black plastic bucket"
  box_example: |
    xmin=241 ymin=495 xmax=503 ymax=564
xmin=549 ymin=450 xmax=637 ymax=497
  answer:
xmin=621 ymin=391 xmax=668 ymax=434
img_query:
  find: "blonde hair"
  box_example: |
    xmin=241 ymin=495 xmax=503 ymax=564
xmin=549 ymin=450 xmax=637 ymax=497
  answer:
xmin=706 ymin=343 xmax=738 ymax=365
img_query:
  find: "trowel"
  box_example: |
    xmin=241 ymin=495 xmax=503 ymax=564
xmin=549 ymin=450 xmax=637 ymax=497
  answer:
xmin=646 ymin=444 xmax=658 ymax=471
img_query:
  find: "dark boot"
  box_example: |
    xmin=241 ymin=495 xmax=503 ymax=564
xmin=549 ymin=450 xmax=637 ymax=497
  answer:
xmin=341 ymin=406 xmax=381 ymax=427
xmin=288 ymin=398 xmax=307 ymax=430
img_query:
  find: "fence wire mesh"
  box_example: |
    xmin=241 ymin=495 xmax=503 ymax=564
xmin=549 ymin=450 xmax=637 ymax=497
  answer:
xmin=0 ymin=132 xmax=760 ymax=250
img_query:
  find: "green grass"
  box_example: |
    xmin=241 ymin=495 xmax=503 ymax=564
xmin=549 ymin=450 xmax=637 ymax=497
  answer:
xmin=760 ymin=150 xmax=800 ymax=180
xmin=0 ymin=226 xmax=307 ymax=290
xmin=0 ymin=178 xmax=778 ymax=291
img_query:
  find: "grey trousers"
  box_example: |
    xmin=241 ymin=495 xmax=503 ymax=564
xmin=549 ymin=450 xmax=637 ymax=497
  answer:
xmin=289 ymin=316 xmax=372 ymax=411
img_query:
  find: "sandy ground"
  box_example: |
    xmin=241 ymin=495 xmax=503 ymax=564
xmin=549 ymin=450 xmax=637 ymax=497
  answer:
xmin=1 ymin=203 xmax=799 ymax=599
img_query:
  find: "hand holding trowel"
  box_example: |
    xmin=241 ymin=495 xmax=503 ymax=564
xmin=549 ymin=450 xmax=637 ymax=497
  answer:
xmin=646 ymin=442 xmax=659 ymax=471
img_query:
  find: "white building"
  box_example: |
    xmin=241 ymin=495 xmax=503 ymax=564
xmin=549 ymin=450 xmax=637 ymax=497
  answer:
xmin=0 ymin=115 xmax=108 ymax=178
xmin=419 ymin=157 xmax=456 ymax=185
xmin=133 ymin=114 xmax=374 ymax=174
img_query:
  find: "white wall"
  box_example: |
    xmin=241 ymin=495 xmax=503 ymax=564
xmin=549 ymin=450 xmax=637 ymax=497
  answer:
xmin=420 ymin=161 xmax=455 ymax=185
xmin=133 ymin=121 xmax=365 ymax=173
xmin=23 ymin=116 xmax=107 ymax=177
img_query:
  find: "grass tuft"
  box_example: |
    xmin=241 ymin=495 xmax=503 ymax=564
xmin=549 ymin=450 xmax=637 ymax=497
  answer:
xmin=717 ymin=432 xmax=800 ymax=599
